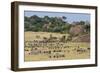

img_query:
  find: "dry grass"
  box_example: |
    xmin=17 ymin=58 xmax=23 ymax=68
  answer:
xmin=24 ymin=31 xmax=90 ymax=61
xmin=24 ymin=31 xmax=69 ymax=41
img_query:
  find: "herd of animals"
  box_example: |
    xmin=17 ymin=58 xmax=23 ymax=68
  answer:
xmin=25 ymin=34 xmax=90 ymax=60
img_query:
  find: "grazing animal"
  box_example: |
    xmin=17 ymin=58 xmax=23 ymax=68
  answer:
xmin=43 ymin=37 xmax=47 ymax=40
xmin=87 ymin=48 xmax=90 ymax=50
xmin=30 ymin=48 xmax=39 ymax=55
xmin=76 ymin=48 xmax=87 ymax=54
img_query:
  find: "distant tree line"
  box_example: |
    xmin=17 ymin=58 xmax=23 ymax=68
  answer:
xmin=24 ymin=15 xmax=90 ymax=34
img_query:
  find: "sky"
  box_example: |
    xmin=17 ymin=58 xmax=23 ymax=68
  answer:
xmin=24 ymin=11 xmax=90 ymax=23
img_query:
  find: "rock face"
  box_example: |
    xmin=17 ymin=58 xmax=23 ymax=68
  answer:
xmin=72 ymin=34 xmax=90 ymax=42
xmin=69 ymin=25 xmax=90 ymax=42
xmin=69 ymin=25 xmax=85 ymax=36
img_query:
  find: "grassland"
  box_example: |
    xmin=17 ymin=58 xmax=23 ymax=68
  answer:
xmin=24 ymin=31 xmax=90 ymax=61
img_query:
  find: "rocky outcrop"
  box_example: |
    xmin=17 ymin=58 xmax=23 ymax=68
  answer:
xmin=72 ymin=34 xmax=90 ymax=42
xmin=69 ymin=25 xmax=85 ymax=36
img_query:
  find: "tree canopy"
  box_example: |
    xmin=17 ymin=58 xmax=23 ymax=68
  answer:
xmin=24 ymin=15 xmax=90 ymax=34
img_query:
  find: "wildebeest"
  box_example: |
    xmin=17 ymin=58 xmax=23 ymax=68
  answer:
xmin=76 ymin=48 xmax=87 ymax=54
xmin=87 ymin=48 xmax=90 ymax=50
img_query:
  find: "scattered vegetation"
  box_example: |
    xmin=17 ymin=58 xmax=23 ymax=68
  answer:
xmin=24 ymin=15 xmax=90 ymax=34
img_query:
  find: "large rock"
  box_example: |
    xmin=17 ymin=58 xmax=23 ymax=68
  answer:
xmin=72 ymin=34 xmax=90 ymax=42
xmin=69 ymin=25 xmax=85 ymax=36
